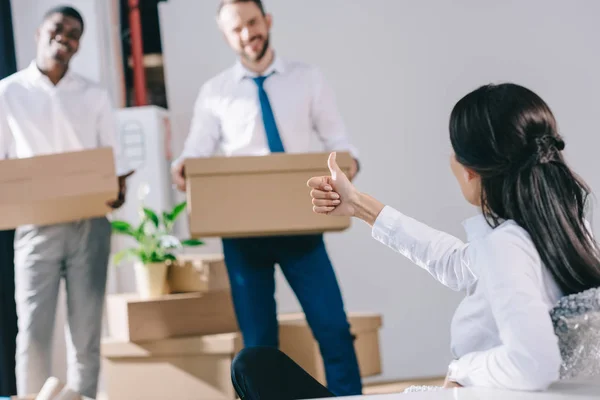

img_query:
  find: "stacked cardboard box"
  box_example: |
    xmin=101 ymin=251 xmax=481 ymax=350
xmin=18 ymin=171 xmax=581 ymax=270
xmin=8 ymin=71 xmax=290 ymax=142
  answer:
xmin=102 ymin=256 xmax=384 ymax=399
xmin=102 ymin=254 xmax=239 ymax=399
xmin=102 ymin=312 xmax=383 ymax=400
xmin=102 ymin=333 xmax=243 ymax=400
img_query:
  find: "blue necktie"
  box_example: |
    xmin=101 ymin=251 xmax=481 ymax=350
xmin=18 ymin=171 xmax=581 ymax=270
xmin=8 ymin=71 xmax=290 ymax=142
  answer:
xmin=252 ymin=75 xmax=285 ymax=153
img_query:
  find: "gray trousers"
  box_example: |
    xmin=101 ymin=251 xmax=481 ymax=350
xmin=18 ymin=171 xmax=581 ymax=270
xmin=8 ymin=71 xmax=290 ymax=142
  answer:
xmin=14 ymin=217 xmax=111 ymax=399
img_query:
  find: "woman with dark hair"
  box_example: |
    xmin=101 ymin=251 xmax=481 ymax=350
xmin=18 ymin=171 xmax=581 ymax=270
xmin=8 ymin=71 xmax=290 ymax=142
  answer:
xmin=230 ymin=83 xmax=600 ymax=399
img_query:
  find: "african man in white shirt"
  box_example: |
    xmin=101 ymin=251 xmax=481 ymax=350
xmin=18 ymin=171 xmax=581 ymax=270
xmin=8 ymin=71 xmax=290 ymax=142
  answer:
xmin=171 ymin=0 xmax=362 ymax=396
xmin=0 ymin=6 xmax=132 ymax=398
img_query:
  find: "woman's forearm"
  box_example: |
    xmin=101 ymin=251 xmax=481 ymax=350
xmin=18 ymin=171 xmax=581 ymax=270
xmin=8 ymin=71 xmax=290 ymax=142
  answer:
xmin=353 ymin=193 xmax=386 ymax=226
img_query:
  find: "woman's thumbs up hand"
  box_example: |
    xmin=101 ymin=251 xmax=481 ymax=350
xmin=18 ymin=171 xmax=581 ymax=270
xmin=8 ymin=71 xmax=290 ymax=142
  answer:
xmin=307 ymin=152 xmax=360 ymax=217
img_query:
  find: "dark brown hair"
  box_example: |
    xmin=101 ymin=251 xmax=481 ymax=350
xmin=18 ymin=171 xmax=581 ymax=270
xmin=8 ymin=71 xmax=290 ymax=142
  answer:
xmin=450 ymin=83 xmax=600 ymax=295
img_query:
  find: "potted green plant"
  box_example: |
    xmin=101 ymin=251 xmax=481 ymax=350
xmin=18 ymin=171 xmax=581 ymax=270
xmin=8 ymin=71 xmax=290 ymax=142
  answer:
xmin=111 ymin=201 xmax=203 ymax=299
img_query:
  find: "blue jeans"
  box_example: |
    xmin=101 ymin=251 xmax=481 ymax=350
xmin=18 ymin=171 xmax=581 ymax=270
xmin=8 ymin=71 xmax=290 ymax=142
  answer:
xmin=222 ymin=234 xmax=362 ymax=397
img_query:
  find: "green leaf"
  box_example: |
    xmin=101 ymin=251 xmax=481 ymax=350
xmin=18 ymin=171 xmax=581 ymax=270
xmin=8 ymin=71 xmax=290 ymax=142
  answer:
xmin=113 ymin=248 xmax=138 ymax=265
xmin=164 ymin=254 xmax=177 ymax=261
xmin=181 ymin=239 xmax=204 ymax=247
xmin=143 ymin=208 xmax=159 ymax=228
xmin=169 ymin=201 xmax=187 ymax=222
xmin=135 ymin=221 xmax=146 ymax=240
xmin=111 ymin=221 xmax=136 ymax=237
xmin=162 ymin=211 xmax=175 ymax=233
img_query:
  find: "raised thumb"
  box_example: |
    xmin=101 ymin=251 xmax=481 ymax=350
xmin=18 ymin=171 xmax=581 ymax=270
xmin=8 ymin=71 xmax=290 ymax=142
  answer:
xmin=327 ymin=152 xmax=341 ymax=181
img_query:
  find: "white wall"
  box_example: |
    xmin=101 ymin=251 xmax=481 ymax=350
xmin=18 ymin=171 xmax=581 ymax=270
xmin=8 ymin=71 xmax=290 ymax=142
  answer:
xmin=159 ymin=0 xmax=600 ymax=382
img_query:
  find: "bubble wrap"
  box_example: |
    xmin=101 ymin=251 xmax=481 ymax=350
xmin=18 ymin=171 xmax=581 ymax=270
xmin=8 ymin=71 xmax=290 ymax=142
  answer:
xmin=401 ymin=287 xmax=600 ymax=393
xmin=403 ymin=385 xmax=443 ymax=393
xmin=550 ymin=286 xmax=600 ymax=380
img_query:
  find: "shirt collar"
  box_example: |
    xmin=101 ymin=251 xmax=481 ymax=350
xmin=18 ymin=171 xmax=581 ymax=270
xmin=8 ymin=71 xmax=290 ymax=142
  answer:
xmin=26 ymin=61 xmax=43 ymax=81
xmin=26 ymin=60 xmax=75 ymax=86
xmin=462 ymin=213 xmax=494 ymax=242
xmin=233 ymin=55 xmax=286 ymax=82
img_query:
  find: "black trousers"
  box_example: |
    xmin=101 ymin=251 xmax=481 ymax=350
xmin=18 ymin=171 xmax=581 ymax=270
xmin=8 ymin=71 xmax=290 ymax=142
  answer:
xmin=0 ymin=229 xmax=17 ymax=396
xmin=231 ymin=347 xmax=337 ymax=400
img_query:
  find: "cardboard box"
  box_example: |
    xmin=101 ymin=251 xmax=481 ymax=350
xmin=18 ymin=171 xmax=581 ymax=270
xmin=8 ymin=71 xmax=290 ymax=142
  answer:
xmin=184 ymin=152 xmax=353 ymax=238
xmin=105 ymin=290 xmax=238 ymax=342
xmin=0 ymin=148 xmax=118 ymax=230
xmin=101 ymin=333 xmax=242 ymax=400
xmin=279 ymin=312 xmax=383 ymax=385
xmin=168 ymin=253 xmax=229 ymax=293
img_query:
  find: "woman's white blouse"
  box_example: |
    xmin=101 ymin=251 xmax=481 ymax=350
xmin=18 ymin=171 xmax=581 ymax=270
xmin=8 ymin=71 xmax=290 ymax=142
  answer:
xmin=372 ymin=205 xmax=564 ymax=390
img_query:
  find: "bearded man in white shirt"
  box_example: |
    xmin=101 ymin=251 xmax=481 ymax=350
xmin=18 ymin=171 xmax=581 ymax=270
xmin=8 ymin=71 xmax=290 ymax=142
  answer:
xmin=0 ymin=6 xmax=132 ymax=398
xmin=171 ymin=0 xmax=362 ymax=396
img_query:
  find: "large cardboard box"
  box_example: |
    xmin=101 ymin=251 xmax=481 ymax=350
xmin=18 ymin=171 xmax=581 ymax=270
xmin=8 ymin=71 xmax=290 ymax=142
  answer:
xmin=101 ymin=333 xmax=243 ymax=400
xmin=105 ymin=290 xmax=238 ymax=342
xmin=279 ymin=313 xmax=383 ymax=385
xmin=184 ymin=152 xmax=352 ymax=238
xmin=0 ymin=148 xmax=118 ymax=230
xmin=168 ymin=253 xmax=229 ymax=293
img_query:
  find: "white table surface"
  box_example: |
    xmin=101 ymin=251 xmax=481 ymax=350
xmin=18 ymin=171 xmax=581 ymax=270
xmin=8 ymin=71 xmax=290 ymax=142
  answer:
xmin=331 ymin=380 xmax=600 ymax=400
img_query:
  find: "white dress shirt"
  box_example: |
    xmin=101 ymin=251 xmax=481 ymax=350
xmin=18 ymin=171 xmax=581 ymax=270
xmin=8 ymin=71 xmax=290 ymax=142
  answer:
xmin=0 ymin=62 xmax=129 ymax=175
xmin=176 ymin=56 xmax=358 ymax=162
xmin=372 ymin=206 xmax=564 ymax=391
